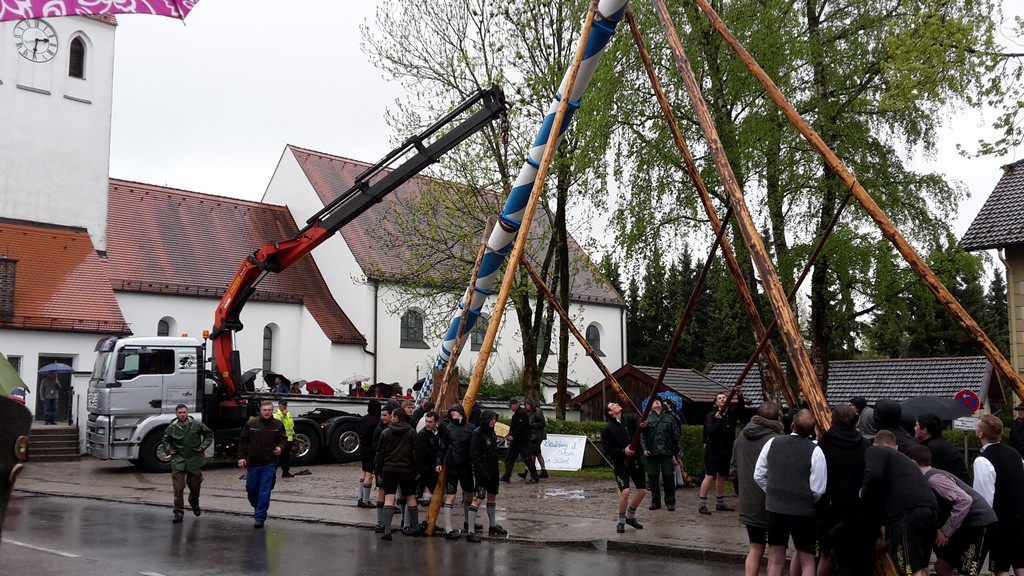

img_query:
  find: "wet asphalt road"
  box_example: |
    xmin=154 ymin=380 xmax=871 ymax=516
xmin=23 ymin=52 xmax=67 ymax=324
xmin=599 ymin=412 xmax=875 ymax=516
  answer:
xmin=2 ymin=494 xmax=739 ymax=575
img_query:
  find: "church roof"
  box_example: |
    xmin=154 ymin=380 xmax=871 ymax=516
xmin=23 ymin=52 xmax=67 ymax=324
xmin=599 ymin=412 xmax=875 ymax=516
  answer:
xmin=962 ymin=159 xmax=1024 ymax=250
xmin=0 ymin=219 xmax=129 ymax=334
xmin=105 ymin=179 xmax=365 ymax=345
xmin=287 ymin=145 xmax=624 ymax=306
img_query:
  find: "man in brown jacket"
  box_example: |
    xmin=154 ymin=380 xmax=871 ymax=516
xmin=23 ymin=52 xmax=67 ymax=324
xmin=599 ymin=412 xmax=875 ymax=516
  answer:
xmin=238 ymin=400 xmax=286 ymax=528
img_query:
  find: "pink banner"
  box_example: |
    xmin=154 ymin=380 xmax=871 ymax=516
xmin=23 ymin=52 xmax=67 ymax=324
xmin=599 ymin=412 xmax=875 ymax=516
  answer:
xmin=0 ymin=0 xmax=198 ymax=22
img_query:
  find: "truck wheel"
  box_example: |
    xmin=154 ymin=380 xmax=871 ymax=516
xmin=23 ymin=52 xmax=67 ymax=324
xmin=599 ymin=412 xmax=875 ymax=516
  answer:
xmin=328 ymin=421 xmax=361 ymax=463
xmin=139 ymin=429 xmax=172 ymax=473
xmin=291 ymin=423 xmax=321 ymax=467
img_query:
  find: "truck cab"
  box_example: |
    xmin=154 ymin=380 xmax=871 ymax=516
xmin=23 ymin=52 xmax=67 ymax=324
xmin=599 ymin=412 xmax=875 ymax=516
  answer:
xmin=86 ymin=336 xmax=205 ymax=471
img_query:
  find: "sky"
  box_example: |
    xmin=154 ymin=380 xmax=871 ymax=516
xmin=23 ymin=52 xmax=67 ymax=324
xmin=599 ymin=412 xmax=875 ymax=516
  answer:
xmin=108 ymin=0 xmax=1023 ymax=253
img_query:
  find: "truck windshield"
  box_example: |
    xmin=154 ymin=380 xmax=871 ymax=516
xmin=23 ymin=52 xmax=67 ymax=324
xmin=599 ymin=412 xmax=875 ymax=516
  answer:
xmin=91 ymin=351 xmax=115 ymax=383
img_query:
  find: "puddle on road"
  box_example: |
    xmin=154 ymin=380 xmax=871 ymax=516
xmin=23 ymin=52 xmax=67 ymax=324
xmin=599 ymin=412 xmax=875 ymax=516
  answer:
xmin=542 ymin=488 xmax=585 ymax=500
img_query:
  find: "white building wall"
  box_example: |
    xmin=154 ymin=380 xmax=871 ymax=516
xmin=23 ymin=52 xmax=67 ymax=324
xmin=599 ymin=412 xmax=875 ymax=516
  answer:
xmin=0 ymin=17 xmax=114 ymax=251
xmin=261 ymin=149 xmax=378 ymax=354
xmin=115 ymin=292 xmax=366 ymax=391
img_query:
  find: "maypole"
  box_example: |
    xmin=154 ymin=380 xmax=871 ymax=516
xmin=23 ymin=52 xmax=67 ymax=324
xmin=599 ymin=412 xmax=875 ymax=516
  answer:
xmin=418 ymin=0 xmax=631 ymax=403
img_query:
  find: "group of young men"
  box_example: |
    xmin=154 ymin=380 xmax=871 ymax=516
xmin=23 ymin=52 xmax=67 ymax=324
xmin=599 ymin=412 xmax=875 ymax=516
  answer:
xmin=355 ymin=396 xmax=548 ymax=543
xmin=731 ymin=395 xmax=1024 ymax=576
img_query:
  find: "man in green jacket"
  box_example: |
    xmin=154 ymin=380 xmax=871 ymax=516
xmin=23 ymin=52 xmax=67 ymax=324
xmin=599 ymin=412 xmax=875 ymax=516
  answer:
xmin=642 ymin=396 xmax=681 ymax=511
xmin=273 ymin=400 xmax=295 ymax=478
xmin=162 ymin=404 xmax=213 ymax=524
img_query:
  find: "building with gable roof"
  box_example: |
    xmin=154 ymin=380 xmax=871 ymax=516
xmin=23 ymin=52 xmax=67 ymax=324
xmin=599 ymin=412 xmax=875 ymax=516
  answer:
xmin=961 ymin=158 xmax=1024 ymax=387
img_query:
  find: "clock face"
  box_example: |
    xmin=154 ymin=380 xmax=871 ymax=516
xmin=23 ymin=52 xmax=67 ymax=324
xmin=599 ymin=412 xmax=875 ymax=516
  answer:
xmin=13 ymin=19 xmax=58 ymax=63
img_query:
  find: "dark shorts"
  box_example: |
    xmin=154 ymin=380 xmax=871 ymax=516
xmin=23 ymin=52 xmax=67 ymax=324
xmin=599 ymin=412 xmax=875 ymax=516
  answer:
xmin=417 ymin=469 xmax=439 ymax=496
xmin=989 ymin=520 xmax=1024 ymax=573
xmin=380 ymin=470 xmax=417 ymax=496
xmin=937 ymin=522 xmax=994 ymax=576
xmin=473 ymin=476 xmax=499 ymax=500
xmin=530 ymin=439 xmax=543 ymax=456
xmin=704 ymin=450 xmax=730 ymax=477
xmin=767 ymin=512 xmax=817 ymax=554
xmin=445 ymin=463 xmax=475 ymax=496
xmin=888 ymin=506 xmax=937 ymax=574
xmin=361 ymin=452 xmax=375 ymax=473
xmin=746 ymin=525 xmax=767 ymax=546
xmin=614 ymin=462 xmax=647 ymax=492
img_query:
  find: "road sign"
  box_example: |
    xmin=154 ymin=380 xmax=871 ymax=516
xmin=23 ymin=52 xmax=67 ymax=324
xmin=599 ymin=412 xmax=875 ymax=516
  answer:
xmin=953 ymin=416 xmax=979 ymax=431
xmin=954 ymin=389 xmax=981 ymax=413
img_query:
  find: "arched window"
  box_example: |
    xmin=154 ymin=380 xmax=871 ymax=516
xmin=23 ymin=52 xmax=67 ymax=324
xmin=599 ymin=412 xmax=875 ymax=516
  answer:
xmin=68 ymin=37 xmax=85 ymax=79
xmin=471 ymin=315 xmax=488 ymax=351
xmin=586 ymin=324 xmax=605 ymax=357
xmin=157 ymin=319 xmax=169 ymax=337
xmin=262 ymin=326 xmax=273 ymax=372
xmin=400 ymin=310 xmax=428 ymax=349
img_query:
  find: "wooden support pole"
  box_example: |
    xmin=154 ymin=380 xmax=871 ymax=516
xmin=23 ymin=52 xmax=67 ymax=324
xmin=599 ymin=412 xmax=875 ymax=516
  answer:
xmin=425 ymin=217 xmax=495 ymax=536
xmin=689 ymin=0 xmax=1024 ymax=401
xmin=625 ymin=9 xmax=793 ymax=409
xmin=520 ymin=256 xmax=642 ymax=416
xmin=651 ymin=0 xmax=831 ymax=430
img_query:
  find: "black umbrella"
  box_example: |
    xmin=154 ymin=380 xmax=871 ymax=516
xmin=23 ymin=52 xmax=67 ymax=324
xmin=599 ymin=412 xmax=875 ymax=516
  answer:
xmin=240 ymin=368 xmax=262 ymax=385
xmin=900 ymin=396 xmax=973 ymax=421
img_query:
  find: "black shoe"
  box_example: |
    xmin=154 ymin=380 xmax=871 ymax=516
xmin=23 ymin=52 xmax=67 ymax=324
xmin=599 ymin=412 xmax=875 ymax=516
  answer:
xmin=625 ymin=517 xmax=644 ymax=530
xmin=445 ymin=531 xmax=461 ymax=541
xmin=282 ymin=472 xmax=295 ymax=478
xmin=527 ymin=477 xmax=539 ymax=484
xmin=401 ymin=526 xmax=416 ymax=536
xmin=539 ymin=470 xmax=549 ymax=478
xmin=716 ymin=503 xmax=735 ymax=512
xmin=381 ymin=533 xmax=392 ymax=541
xmin=464 ymin=522 xmax=483 ymax=531
xmin=616 ymin=523 xmax=625 ymax=533
xmin=666 ymin=505 xmax=675 ymax=511
xmin=649 ymin=504 xmax=661 ymax=510
xmin=698 ymin=506 xmax=711 ymax=515
xmin=254 ymin=521 xmax=264 ymax=528
xmin=191 ymin=504 xmax=201 ymax=517
xmin=375 ymin=525 xmax=385 ymax=533
xmin=466 ymin=533 xmax=481 ymax=543
xmin=516 ymin=471 xmax=527 ymax=479
xmin=488 ymin=525 xmax=507 ymax=536
xmin=499 ymin=476 xmax=510 ymax=483
xmin=172 ymin=512 xmax=184 ymax=524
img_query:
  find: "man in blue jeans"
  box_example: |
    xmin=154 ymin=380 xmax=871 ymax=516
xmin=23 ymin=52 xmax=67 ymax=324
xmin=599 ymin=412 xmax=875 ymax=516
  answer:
xmin=238 ymin=400 xmax=286 ymax=528
xmin=39 ymin=371 xmax=60 ymax=425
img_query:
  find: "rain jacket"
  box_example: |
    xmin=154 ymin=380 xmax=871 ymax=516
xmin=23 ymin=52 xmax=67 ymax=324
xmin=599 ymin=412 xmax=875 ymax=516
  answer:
xmin=238 ymin=415 xmax=287 ymax=467
xmin=641 ymin=410 xmax=679 ymax=456
xmin=729 ymin=416 xmax=783 ymax=528
xmin=438 ymin=404 xmax=475 ymax=467
xmin=528 ymin=407 xmax=547 ymax=442
xmin=471 ymin=411 xmax=500 ymax=482
xmin=273 ymin=408 xmax=295 ymax=442
xmin=162 ymin=416 xmax=214 ymax=472
xmin=375 ymin=420 xmax=416 ymax=475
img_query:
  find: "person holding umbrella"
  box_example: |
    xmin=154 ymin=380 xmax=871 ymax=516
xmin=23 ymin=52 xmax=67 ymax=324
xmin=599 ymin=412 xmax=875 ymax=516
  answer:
xmin=39 ymin=370 xmax=60 ymax=425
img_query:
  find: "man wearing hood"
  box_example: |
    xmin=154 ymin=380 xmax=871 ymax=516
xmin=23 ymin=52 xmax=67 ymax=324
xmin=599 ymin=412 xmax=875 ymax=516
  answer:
xmin=466 ymin=410 xmax=508 ymax=542
xmin=873 ymin=398 xmax=919 ymax=453
xmin=602 ymin=402 xmax=647 ymax=534
xmin=436 ymin=403 xmax=476 ymax=540
xmin=729 ymin=402 xmax=784 ymax=576
xmin=357 ymin=399 xmax=381 ymax=508
xmin=501 ymin=398 xmax=539 ymax=483
xmin=818 ymin=404 xmax=873 ymax=576
xmin=375 ymin=405 xmax=419 ymax=541
xmin=415 ymin=410 xmax=441 ymax=504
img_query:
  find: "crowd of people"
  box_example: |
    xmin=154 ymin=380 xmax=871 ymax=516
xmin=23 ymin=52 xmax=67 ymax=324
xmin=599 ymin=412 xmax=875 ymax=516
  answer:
xmin=729 ymin=396 xmax=1024 ymax=576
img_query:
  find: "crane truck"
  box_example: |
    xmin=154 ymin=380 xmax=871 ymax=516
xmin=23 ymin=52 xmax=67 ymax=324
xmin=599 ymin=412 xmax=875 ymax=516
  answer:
xmin=86 ymin=87 xmax=508 ymax=472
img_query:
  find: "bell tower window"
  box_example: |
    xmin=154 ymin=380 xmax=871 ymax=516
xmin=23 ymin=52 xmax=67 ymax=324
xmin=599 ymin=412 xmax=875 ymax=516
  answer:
xmin=69 ymin=37 xmax=85 ymax=79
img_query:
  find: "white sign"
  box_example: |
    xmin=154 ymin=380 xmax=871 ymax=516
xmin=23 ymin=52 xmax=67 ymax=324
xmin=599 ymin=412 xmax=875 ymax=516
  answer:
xmin=540 ymin=434 xmax=587 ymax=471
xmin=953 ymin=417 xmax=979 ymax=431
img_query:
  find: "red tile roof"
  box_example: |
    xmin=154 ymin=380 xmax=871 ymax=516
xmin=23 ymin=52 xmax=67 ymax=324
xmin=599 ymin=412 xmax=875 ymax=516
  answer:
xmin=288 ymin=145 xmax=624 ymax=305
xmin=0 ymin=219 xmax=129 ymax=334
xmin=84 ymin=14 xmax=118 ymax=25
xmin=105 ymin=179 xmax=365 ymax=345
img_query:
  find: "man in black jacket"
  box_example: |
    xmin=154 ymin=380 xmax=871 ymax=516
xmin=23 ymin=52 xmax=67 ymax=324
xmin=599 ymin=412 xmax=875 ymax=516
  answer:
xmin=466 ymin=410 xmax=508 ymax=543
xmin=500 ymin=398 xmax=538 ymax=483
xmin=357 ymin=399 xmax=381 ymax=508
xmin=1009 ymin=403 xmax=1024 ymax=457
xmin=915 ymin=412 xmax=970 ymax=484
xmin=436 ymin=403 xmax=476 ymax=540
xmin=602 ymin=402 xmax=647 ymax=534
xmin=237 ymin=400 xmax=287 ymax=528
xmin=375 ymin=406 xmax=418 ymax=541
xmin=818 ymin=404 xmax=873 ymax=576
xmin=700 ymin=392 xmax=738 ymax=515
xmin=415 ymin=410 xmax=440 ymax=504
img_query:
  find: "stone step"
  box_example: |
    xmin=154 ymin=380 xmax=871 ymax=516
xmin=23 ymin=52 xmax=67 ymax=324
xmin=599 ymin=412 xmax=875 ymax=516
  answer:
xmin=27 ymin=453 xmax=81 ymax=462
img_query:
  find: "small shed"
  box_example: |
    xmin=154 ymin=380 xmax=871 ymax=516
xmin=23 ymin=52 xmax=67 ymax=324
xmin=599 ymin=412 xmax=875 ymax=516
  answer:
xmin=570 ymin=364 xmax=738 ymax=423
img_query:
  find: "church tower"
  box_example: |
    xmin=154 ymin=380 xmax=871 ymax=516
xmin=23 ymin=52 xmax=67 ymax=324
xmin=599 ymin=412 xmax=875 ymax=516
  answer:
xmin=0 ymin=16 xmax=116 ymax=252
